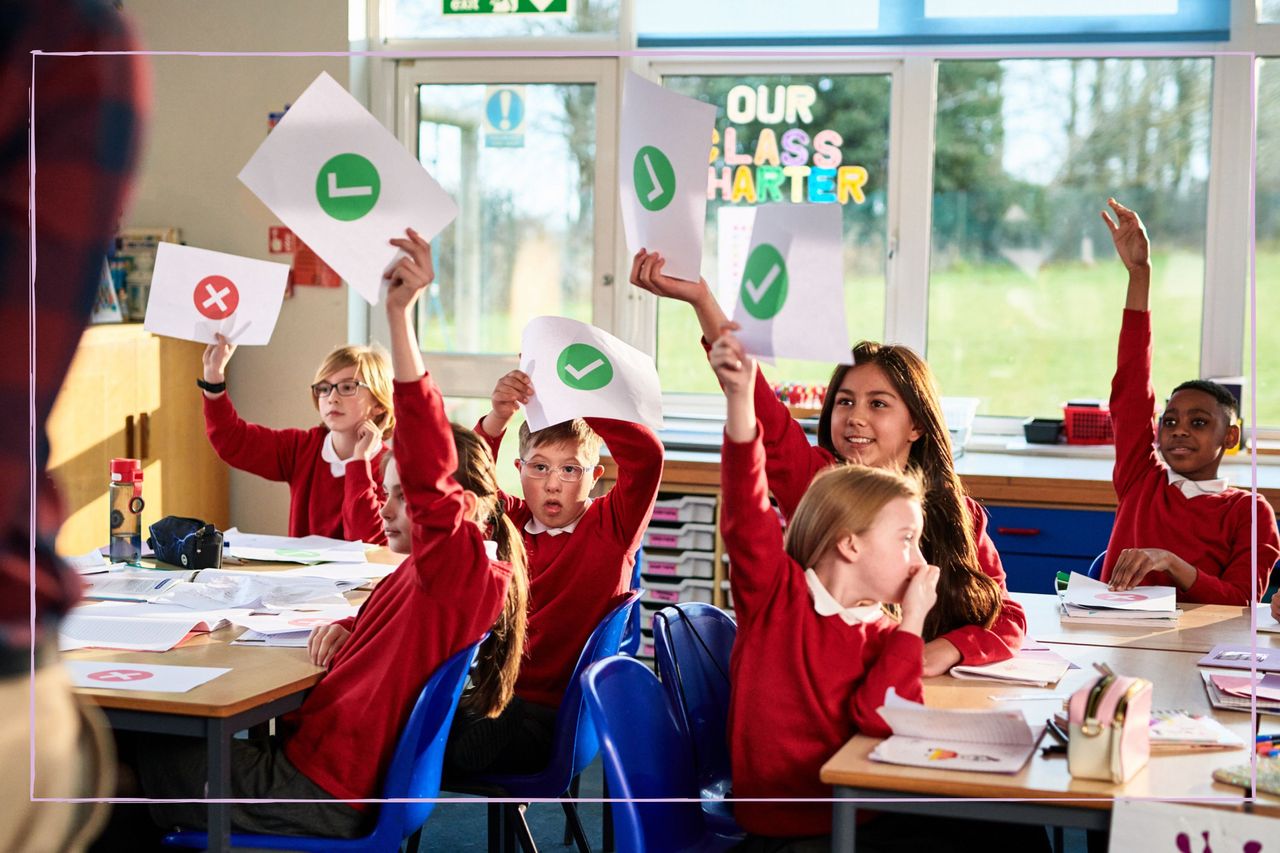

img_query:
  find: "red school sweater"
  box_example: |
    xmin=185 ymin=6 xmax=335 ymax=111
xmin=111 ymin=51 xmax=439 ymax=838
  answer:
xmin=475 ymin=417 xmax=663 ymax=708
xmin=283 ymin=375 xmax=511 ymax=805
xmin=1100 ymin=310 xmax=1279 ymax=604
xmin=203 ymin=391 xmax=387 ymax=544
xmin=722 ymin=427 xmax=924 ymax=838
xmin=751 ymin=368 xmax=1025 ymax=665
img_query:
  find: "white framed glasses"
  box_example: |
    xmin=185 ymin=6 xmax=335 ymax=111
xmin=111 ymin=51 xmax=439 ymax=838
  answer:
xmin=518 ymin=461 xmax=587 ymax=482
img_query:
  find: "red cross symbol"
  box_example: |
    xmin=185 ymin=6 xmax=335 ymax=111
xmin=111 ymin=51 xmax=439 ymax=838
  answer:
xmin=194 ymin=275 xmax=240 ymax=320
xmin=288 ymin=618 xmax=332 ymax=628
xmin=87 ymin=668 xmax=154 ymax=682
xmin=1097 ymin=592 xmax=1149 ymax=602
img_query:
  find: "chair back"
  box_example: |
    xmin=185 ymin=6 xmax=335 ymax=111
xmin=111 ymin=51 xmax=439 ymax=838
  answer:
xmin=583 ymin=656 xmax=711 ymax=853
xmin=619 ymin=548 xmax=645 ymax=656
xmin=1087 ymin=551 xmax=1107 ymax=580
xmin=652 ymin=603 xmax=735 ymax=798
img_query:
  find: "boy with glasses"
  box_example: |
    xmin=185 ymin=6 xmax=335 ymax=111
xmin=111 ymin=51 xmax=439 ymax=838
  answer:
xmin=445 ymin=369 xmax=663 ymax=776
xmin=200 ymin=336 xmax=393 ymax=544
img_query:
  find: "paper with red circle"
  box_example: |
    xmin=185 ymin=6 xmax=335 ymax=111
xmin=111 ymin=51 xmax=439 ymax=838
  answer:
xmin=64 ymin=660 xmax=231 ymax=693
xmin=143 ymin=242 xmax=288 ymax=346
xmin=87 ymin=668 xmax=153 ymax=682
xmin=193 ymin=275 xmax=240 ymax=320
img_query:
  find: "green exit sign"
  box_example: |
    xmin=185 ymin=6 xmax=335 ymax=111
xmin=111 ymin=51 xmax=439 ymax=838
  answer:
xmin=443 ymin=0 xmax=569 ymax=13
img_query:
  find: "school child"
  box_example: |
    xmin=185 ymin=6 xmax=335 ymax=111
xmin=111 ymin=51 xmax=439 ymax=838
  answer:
xmin=712 ymin=326 xmax=1050 ymax=853
xmin=1099 ymin=198 xmax=1279 ymax=603
xmin=200 ymin=335 xmax=393 ymax=544
xmin=134 ymin=229 xmax=525 ymax=838
xmin=630 ymin=250 xmax=1023 ymax=675
xmin=446 ymin=364 xmax=664 ymax=775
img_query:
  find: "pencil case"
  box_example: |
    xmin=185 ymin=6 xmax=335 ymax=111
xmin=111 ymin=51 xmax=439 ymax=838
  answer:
xmin=147 ymin=515 xmax=223 ymax=570
xmin=1066 ymin=667 xmax=1152 ymax=784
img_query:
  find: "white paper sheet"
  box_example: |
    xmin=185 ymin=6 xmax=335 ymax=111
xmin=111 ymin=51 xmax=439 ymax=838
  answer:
xmin=66 ymin=550 xmax=120 ymax=575
xmin=231 ymin=605 xmax=357 ymax=635
xmin=143 ymin=243 xmax=289 ymax=345
xmin=869 ymin=736 xmax=1039 ymax=774
xmin=618 ymin=71 xmax=717 ymax=282
xmin=1062 ymin=571 xmax=1177 ymax=613
xmin=950 ymin=649 xmax=1071 ymax=687
xmin=223 ymin=528 xmax=368 ymax=564
xmin=65 ymin=660 xmax=230 ymax=693
xmin=519 ymin=316 xmax=663 ymax=431
xmin=153 ymin=572 xmax=361 ymax=610
xmin=1256 ymin=603 xmax=1280 ymax=633
xmin=878 ymin=687 xmax=1040 ymax=745
xmin=268 ymin=562 xmax=399 ymax=581
xmin=238 ymin=72 xmax=458 ymax=305
xmin=58 ymin=614 xmax=219 ymax=652
xmin=82 ymin=575 xmax=182 ymax=603
xmin=730 ymin=204 xmax=851 ymax=365
xmin=231 ymin=629 xmax=310 ymax=648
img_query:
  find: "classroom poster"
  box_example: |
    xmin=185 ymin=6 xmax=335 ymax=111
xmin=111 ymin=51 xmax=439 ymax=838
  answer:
xmin=731 ymin=203 xmax=850 ymax=364
xmin=143 ymin=243 xmax=289 ymax=345
xmin=618 ymin=71 xmax=717 ymax=283
xmin=238 ymin=71 xmax=458 ymax=305
xmin=519 ymin=316 xmax=664 ymax=431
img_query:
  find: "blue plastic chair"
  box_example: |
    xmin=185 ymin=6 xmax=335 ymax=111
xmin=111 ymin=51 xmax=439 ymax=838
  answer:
xmin=1087 ymin=550 xmax=1107 ymax=580
xmin=652 ymin=603 xmax=740 ymax=836
xmin=618 ymin=548 xmax=645 ymax=657
xmin=467 ymin=590 xmax=642 ymax=853
xmin=583 ymin=656 xmax=741 ymax=853
xmin=163 ymin=641 xmax=480 ymax=852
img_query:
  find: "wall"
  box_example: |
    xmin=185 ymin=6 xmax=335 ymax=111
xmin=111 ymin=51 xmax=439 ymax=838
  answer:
xmin=125 ymin=0 xmax=351 ymax=533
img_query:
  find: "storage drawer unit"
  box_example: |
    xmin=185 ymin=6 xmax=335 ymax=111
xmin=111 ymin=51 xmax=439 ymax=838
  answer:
xmin=982 ymin=504 xmax=1114 ymax=594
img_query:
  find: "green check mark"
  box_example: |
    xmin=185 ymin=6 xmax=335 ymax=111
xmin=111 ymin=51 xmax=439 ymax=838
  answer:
xmin=316 ymin=153 xmax=380 ymax=221
xmin=556 ymin=344 xmax=613 ymax=391
xmin=740 ymin=243 xmax=788 ymax=320
xmin=634 ymin=145 xmax=676 ymax=212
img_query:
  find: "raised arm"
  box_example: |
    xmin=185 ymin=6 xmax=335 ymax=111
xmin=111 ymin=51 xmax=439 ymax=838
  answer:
xmin=583 ymin=417 xmax=663 ymax=550
xmin=629 ymin=249 xmax=731 ymax=348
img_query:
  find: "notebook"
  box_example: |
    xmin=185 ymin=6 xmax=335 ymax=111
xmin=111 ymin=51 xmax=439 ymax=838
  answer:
xmin=950 ymin=648 xmax=1072 ymax=687
xmin=1197 ymin=644 xmax=1280 ymax=673
xmin=1199 ymin=670 xmax=1280 ymax=715
xmin=1148 ymin=709 xmax=1245 ymax=752
xmin=869 ymin=688 xmax=1044 ymax=773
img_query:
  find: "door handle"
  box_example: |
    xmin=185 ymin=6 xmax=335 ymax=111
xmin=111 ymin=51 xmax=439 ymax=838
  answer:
xmin=996 ymin=527 xmax=1041 ymax=536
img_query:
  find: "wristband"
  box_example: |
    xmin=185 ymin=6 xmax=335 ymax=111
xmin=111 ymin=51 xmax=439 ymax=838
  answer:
xmin=197 ymin=378 xmax=227 ymax=394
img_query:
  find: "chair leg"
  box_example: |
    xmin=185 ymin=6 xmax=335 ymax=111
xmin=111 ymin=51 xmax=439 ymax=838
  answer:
xmin=512 ymin=803 xmax=540 ymax=853
xmin=601 ymin=771 xmax=613 ymax=853
xmin=488 ymin=801 xmax=504 ymax=853
xmin=562 ymin=774 xmax=581 ymax=845
xmin=560 ymin=800 xmax=591 ymax=853
xmin=405 ymin=825 xmax=424 ymax=853
xmin=1052 ymin=826 xmax=1064 ymax=853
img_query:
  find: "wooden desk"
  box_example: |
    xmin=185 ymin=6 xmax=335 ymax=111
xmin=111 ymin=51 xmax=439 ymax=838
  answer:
xmin=820 ymin=645 xmax=1276 ymax=851
xmin=1016 ymin=592 xmax=1278 ymax=654
xmin=68 ymin=551 xmax=398 ymax=852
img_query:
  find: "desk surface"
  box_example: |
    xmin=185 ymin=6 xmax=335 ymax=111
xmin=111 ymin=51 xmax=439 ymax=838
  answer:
xmin=1016 ymin=592 xmax=1277 ymax=654
xmin=820 ymin=644 xmax=1274 ymax=809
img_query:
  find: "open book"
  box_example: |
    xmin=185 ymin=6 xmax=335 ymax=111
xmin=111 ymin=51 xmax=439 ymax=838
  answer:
xmin=1059 ymin=572 xmax=1179 ymax=625
xmin=868 ymin=688 xmax=1045 ymax=773
xmin=950 ymin=648 xmax=1071 ymax=687
xmin=58 ymin=612 xmax=229 ymax=652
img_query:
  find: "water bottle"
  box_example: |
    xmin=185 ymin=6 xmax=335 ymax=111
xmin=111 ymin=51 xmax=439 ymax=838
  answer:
xmin=109 ymin=458 xmax=144 ymax=562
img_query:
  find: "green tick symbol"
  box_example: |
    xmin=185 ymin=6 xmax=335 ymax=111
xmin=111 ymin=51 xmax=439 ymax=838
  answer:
xmin=276 ymin=548 xmax=322 ymax=560
xmin=556 ymin=344 xmax=614 ymax=391
xmin=740 ymin=243 xmax=788 ymax=320
xmin=316 ymin=153 xmax=380 ymax=221
xmin=634 ymin=145 xmax=676 ymax=212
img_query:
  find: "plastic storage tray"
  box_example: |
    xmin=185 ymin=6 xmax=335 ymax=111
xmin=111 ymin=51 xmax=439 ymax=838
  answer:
xmin=641 ymin=577 xmax=716 ymax=606
xmin=641 ymin=522 xmax=716 ymax=552
xmin=642 ymin=550 xmax=715 ymax=580
xmin=650 ymin=495 xmax=717 ymax=524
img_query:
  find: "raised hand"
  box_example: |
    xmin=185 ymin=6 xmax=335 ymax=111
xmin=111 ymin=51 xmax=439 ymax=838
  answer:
xmin=708 ymin=323 xmax=754 ymax=397
xmin=202 ymin=333 xmax=236 ymax=386
xmin=384 ymin=227 xmax=434 ymax=316
xmin=491 ymin=370 xmax=533 ymax=421
xmin=1100 ymin=198 xmax=1150 ymax=271
xmin=899 ymin=564 xmax=941 ymax=637
xmin=629 ymin=249 xmax=712 ymax=304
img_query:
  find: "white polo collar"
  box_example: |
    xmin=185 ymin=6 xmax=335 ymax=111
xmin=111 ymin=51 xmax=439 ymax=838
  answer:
xmin=524 ymin=498 xmax=593 ymax=537
xmin=320 ymin=432 xmax=350 ymax=478
xmin=804 ymin=569 xmax=884 ymax=625
xmin=1167 ymin=468 xmax=1229 ymax=498
xmin=483 ymin=540 xmax=499 ymax=560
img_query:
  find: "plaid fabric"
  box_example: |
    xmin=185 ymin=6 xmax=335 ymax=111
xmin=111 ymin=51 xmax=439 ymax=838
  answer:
xmin=0 ymin=0 xmax=147 ymax=644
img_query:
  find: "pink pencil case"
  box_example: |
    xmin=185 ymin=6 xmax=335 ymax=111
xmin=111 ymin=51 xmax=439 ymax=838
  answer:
xmin=1066 ymin=667 xmax=1152 ymax=784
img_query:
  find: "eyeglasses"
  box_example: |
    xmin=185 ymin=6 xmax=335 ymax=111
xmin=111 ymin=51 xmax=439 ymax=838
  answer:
xmin=311 ymin=380 xmax=371 ymax=398
xmin=519 ymin=461 xmax=587 ymax=482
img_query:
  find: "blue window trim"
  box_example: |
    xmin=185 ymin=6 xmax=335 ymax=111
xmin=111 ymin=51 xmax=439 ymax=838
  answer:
xmin=637 ymin=0 xmax=1228 ymax=48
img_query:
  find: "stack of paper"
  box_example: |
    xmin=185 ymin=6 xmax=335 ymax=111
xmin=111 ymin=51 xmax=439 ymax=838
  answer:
xmin=230 ymin=605 xmax=357 ymax=648
xmin=1148 ymin=709 xmax=1245 ymax=752
xmin=58 ymin=612 xmax=229 ymax=652
xmin=1200 ymin=671 xmax=1280 ymax=714
xmin=82 ymin=572 xmax=186 ymax=603
xmin=1058 ymin=572 xmax=1179 ymax=626
xmin=951 ymin=647 xmax=1072 ymax=687
xmin=869 ymin=688 xmax=1045 ymax=773
xmin=223 ymin=528 xmax=368 ymax=565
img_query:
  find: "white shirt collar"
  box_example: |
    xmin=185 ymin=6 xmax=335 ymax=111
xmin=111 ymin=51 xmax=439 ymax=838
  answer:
xmin=804 ymin=569 xmax=884 ymax=625
xmin=524 ymin=498 xmax=593 ymax=537
xmin=1166 ymin=468 xmax=1229 ymax=497
xmin=320 ymin=432 xmax=350 ymax=478
xmin=483 ymin=540 xmax=499 ymax=561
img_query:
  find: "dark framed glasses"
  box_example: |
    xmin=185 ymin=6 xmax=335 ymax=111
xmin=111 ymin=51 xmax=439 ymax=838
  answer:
xmin=311 ymin=379 xmax=371 ymax=398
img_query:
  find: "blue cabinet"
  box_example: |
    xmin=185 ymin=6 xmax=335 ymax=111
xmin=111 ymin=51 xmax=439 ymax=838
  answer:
xmin=982 ymin=505 xmax=1114 ymax=595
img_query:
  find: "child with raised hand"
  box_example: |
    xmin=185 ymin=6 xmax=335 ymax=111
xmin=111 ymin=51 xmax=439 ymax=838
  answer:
xmin=631 ymin=250 xmax=1023 ymax=675
xmin=201 ymin=333 xmax=392 ymax=543
xmin=447 ymin=359 xmax=664 ymax=775
xmin=1100 ymin=198 xmax=1279 ymax=603
xmin=136 ymin=228 xmax=525 ymax=839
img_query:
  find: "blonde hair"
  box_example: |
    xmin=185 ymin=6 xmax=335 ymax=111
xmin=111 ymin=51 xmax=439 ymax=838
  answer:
xmin=517 ymin=419 xmax=604 ymax=466
xmin=311 ymin=345 xmax=395 ymax=439
xmin=784 ymin=464 xmax=924 ymax=576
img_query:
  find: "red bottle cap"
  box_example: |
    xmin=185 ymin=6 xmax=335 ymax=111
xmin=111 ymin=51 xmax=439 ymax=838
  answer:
xmin=110 ymin=458 xmax=142 ymax=483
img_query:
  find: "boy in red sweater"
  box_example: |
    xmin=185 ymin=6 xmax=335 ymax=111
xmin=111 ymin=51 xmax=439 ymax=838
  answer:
xmin=447 ymin=367 xmax=663 ymax=774
xmin=1100 ymin=198 xmax=1279 ymax=604
xmin=201 ymin=336 xmax=392 ymax=544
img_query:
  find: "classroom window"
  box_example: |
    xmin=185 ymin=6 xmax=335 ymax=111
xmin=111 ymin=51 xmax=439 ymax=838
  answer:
xmin=387 ymin=0 xmax=619 ymax=39
xmin=413 ymin=82 xmax=596 ymax=356
xmin=1264 ymin=1 xmax=1280 ymax=24
xmin=928 ymin=58 xmax=1211 ymax=418
xmin=443 ymin=396 xmax=524 ymax=494
xmin=655 ymin=71 xmax=893 ymax=395
xmin=1256 ymin=58 xmax=1279 ymax=428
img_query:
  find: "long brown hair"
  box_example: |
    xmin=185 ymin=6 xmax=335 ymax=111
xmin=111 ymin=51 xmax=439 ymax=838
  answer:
xmin=448 ymin=424 xmax=529 ymax=718
xmin=815 ymin=341 xmax=1002 ymax=640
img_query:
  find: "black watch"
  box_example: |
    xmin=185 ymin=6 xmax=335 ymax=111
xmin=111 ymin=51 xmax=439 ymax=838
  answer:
xmin=197 ymin=378 xmax=227 ymax=394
